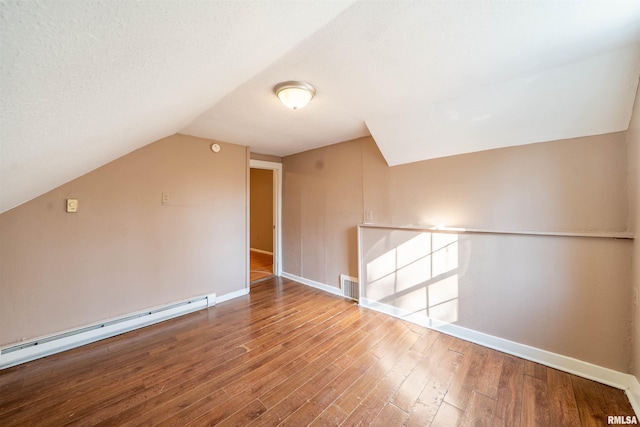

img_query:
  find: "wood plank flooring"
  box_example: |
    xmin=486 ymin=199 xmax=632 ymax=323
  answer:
xmin=250 ymin=250 xmax=273 ymax=283
xmin=0 ymin=277 xmax=635 ymax=426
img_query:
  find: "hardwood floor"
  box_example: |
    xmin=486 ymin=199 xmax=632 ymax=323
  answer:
xmin=250 ymin=250 xmax=273 ymax=283
xmin=0 ymin=277 xmax=635 ymax=426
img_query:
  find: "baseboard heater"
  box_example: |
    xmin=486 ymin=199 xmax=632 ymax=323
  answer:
xmin=0 ymin=293 xmax=215 ymax=370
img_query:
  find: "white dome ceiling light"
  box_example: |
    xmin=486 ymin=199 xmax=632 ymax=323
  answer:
xmin=274 ymin=81 xmax=316 ymax=110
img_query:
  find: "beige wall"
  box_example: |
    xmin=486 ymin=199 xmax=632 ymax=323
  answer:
xmin=629 ymin=80 xmax=640 ymax=378
xmin=283 ymin=132 xmax=632 ymax=371
xmin=0 ymin=134 xmax=248 ymax=347
xmin=283 ymin=140 xmax=363 ymax=285
xmin=285 ymin=133 xmax=629 ymax=284
xmin=360 ymin=226 xmax=631 ymax=371
xmin=250 ymin=168 xmax=273 ymax=252
xmin=363 ymin=132 xmax=629 ymax=232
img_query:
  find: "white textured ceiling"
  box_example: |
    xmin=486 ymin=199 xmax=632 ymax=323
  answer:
xmin=2 ymin=1 xmax=640 ymax=213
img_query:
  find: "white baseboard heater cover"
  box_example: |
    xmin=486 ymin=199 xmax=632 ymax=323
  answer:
xmin=0 ymin=293 xmax=215 ymax=370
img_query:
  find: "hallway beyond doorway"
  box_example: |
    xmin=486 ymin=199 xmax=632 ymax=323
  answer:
xmin=250 ymin=249 xmax=273 ymax=283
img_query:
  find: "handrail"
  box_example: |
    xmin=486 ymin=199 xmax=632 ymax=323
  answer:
xmin=358 ymin=223 xmax=634 ymax=240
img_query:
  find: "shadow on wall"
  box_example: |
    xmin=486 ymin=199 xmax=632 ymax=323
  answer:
xmin=365 ymin=231 xmax=460 ymax=324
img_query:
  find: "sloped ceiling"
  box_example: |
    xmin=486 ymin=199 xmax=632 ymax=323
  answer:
xmin=1 ymin=1 xmax=640 ymax=213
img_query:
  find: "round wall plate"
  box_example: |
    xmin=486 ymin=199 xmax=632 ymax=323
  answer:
xmin=211 ymin=143 xmax=221 ymax=153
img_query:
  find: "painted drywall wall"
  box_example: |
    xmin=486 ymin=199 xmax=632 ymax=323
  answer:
xmin=629 ymin=79 xmax=640 ymax=378
xmin=283 ymin=140 xmax=363 ymax=286
xmin=250 ymin=168 xmax=273 ymax=253
xmin=285 ymin=133 xmax=629 ymax=283
xmin=0 ymin=134 xmax=248 ymax=347
xmin=283 ymin=132 xmax=632 ymax=371
xmin=363 ymin=132 xmax=629 ymax=232
xmin=360 ymin=226 xmax=631 ymax=371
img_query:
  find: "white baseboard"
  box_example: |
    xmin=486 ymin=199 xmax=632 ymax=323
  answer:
xmin=250 ymin=248 xmax=273 ymax=255
xmin=359 ymin=297 xmax=639 ymax=411
xmin=627 ymin=376 xmax=640 ymax=417
xmin=281 ymin=272 xmax=344 ymax=297
xmin=216 ymin=287 xmax=250 ymax=303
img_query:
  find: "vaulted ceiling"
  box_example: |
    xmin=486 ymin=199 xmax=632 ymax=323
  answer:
xmin=2 ymin=1 xmax=640 ymax=213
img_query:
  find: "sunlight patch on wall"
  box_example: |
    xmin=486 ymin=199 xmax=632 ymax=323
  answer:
xmin=364 ymin=231 xmax=459 ymax=324
xmin=427 ymin=273 xmax=459 ymax=323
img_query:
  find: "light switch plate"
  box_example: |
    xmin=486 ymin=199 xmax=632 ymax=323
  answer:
xmin=66 ymin=199 xmax=78 ymax=213
xmin=364 ymin=210 xmax=373 ymax=223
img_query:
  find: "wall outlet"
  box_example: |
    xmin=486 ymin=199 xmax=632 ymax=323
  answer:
xmin=162 ymin=192 xmax=169 ymax=205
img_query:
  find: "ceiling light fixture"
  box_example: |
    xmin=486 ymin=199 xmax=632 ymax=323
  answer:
xmin=274 ymin=81 xmax=316 ymax=110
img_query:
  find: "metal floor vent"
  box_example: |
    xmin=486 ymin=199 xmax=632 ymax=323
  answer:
xmin=340 ymin=274 xmax=359 ymax=301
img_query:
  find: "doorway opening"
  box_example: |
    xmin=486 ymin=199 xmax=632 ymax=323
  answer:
xmin=249 ymin=160 xmax=282 ymax=284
